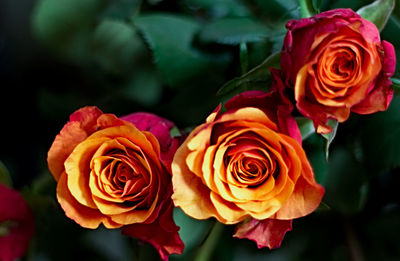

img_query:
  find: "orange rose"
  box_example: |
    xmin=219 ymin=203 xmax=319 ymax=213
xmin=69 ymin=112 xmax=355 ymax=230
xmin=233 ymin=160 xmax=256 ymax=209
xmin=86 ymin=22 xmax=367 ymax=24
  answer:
xmin=281 ymin=9 xmax=396 ymax=133
xmin=172 ymin=89 xmax=324 ymax=227
xmin=47 ymin=106 xmax=183 ymax=259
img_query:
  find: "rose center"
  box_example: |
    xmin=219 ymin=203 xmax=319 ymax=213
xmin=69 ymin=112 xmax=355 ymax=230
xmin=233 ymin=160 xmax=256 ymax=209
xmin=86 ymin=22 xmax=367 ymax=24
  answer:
xmin=229 ymin=151 xmax=277 ymax=188
xmin=331 ymin=52 xmax=354 ymax=77
xmin=98 ymin=148 xmax=150 ymax=198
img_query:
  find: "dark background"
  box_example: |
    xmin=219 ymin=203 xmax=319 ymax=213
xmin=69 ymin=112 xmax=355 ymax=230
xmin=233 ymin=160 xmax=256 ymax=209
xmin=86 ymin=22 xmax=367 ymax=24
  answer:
xmin=0 ymin=0 xmax=399 ymax=260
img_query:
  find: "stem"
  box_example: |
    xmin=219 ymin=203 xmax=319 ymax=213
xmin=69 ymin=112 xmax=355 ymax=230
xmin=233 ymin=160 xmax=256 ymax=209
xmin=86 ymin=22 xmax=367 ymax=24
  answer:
xmin=194 ymin=221 xmax=225 ymax=261
xmin=344 ymin=219 xmax=365 ymax=261
xmin=239 ymin=42 xmax=248 ymax=75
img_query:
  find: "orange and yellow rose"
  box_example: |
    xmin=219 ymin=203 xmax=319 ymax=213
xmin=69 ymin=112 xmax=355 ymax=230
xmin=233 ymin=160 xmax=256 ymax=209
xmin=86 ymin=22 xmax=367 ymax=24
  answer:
xmin=281 ymin=9 xmax=396 ymax=133
xmin=47 ymin=106 xmax=183 ymax=260
xmin=172 ymin=88 xmax=324 ymax=247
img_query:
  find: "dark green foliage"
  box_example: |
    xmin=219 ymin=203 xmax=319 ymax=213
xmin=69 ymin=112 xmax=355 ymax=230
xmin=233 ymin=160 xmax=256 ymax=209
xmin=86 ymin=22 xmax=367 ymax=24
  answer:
xmin=0 ymin=0 xmax=399 ymax=260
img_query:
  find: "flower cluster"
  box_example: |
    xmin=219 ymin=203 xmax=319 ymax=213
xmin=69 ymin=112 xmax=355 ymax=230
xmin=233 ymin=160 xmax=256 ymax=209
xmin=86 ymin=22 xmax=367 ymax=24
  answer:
xmin=3 ymin=5 xmax=395 ymax=261
xmin=44 ymin=8 xmax=395 ymax=260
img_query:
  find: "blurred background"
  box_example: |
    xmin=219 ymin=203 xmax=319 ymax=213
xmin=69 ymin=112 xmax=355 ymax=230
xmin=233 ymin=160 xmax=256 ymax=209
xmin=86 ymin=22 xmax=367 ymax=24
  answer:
xmin=0 ymin=0 xmax=399 ymax=260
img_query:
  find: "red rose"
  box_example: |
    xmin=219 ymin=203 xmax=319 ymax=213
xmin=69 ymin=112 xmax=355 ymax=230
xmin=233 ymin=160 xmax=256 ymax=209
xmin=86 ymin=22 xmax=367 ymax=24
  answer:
xmin=281 ymin=8 xmax=396 ymax=133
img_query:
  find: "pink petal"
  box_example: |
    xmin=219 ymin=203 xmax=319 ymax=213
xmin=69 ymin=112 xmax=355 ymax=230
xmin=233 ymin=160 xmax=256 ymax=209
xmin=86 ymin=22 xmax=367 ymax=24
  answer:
xmin=233 ymin=218 xmax=292 ymax=249
xmin=351 ymin=76 xmax=393 ymax=114
xmin=121 ymin=112 xmax=184 ymax=170
xmin=0 ymin=183 xmax=35 ymax=261
xmin=382 ymin=41 xmax=396 ymax=77
xmin=122 ymin=201 xmax=184 ymax=260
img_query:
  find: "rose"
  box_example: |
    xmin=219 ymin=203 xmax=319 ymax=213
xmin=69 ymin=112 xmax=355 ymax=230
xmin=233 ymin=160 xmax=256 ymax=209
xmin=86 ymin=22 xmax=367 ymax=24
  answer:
xmin=0 ymin=183 xmax=35 ymax=261
xmin=172 ymin=81 xmax=324 ymax=247
xmin=47 ymin=106 xmax=183 ymax=259
xmin=281 ymin=8 xmax=396 ymax=133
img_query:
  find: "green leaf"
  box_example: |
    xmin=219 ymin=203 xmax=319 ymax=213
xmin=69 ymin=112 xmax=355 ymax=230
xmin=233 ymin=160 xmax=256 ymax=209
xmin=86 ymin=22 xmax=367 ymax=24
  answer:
xmin=183 ymin=0 xmax=250 ymax=18
xmin=361 ymin=96 xmax=400 ymax=172
xmin=100 ymin=0 xmax=141 ymax=20
xmin=91 ymin=19 xmax=145 ymax=73
xmin=32 ymin=0 xmax=102 ymax=60
xmin=122 ymin=70 xmax=162 ymax=106
xmin=296 ymin=117 xmax=315 ymax=141
xmin=217 ymin=51 xmax=280 ymax=97
xmin=321 ymin=119 xmax=338 ymax=160
xmin=392 ymin=77 xmax=400 ymax=95
xmin=173 ymin=208 xmax=213 ymax=258
xmin=0 ymin=161 xmax=12 ymax=187
xmin=356 ymin=0 xmax=395 ymax=31
xmin=198 ymin=18 xmax=270 ymax=45
xmin=299 ymin=0 xmax=319 ymax=18
xmin=303 ymin=134 xmax=328 ymax=184
xmin=323 ymin=147 xmax=367 ymax=214
xmin=254 ymin=0 xmax=300 ymax=21
xmin=92 ymin=19 xmax=145 ymax=74
xmin=134 ymin=14 xmax=217 ymax=87
xmin=312 ymin=0 xmax=322 ymax=13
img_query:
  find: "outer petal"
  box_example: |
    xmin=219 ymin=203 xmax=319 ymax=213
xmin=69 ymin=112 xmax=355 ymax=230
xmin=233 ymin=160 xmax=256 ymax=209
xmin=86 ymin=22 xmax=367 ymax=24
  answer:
xmin=171 ymin=125 xmax=225 ymax=222
xmin=121 ymin=112 xmax=184 ymax=171
xmin=47 ymin=122 xmax=88 ymax=181
xmin=233 ymin=218 xmax=292 ymax=249
xmin=352 ymin=41 xmax=396 ymax=114
xmin=0 ymin=183 xmax=35 ymax=261
xmin=56 ymin=173 xmax=121 ymax=229
xmin=47 ymin=106 xmax=103 ymax=181
xmin=273 ymin=137 xmax=324 ymax=219
xmin=122 ymin=201 xmax=184 ymax=261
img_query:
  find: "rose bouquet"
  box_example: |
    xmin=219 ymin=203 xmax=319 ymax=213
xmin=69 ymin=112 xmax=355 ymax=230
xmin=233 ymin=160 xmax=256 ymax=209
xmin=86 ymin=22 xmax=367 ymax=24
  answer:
xmin=1 ymin=0 xmax=399 ymax=260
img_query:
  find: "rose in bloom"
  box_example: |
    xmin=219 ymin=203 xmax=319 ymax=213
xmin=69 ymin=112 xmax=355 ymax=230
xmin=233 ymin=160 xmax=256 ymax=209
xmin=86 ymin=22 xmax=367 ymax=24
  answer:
xmin=172 ymin=78 xmax=324 ymax=247
xmin=281 ymin=8 xmax=396 ymax=133
xmin=47 ymin=106 xmax=183 ymax=260
xmin=0 ymin=183 xmax=35 ymax=261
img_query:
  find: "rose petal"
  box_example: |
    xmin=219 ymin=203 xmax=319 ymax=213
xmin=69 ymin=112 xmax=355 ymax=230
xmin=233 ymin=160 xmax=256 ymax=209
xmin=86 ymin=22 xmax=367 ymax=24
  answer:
xmin=57 ymin=173 xmax=121 ymax=229
xmin=0 ymin=183 xmax=35 ymax=261
xmin=47 ymin=106 xmax=103 ymax=181
xmin=122 ymin=201 xmax=184 ymax=261
xmin=121 ymin=112 xmax=174 ymax=151
xmin=47 ymin=122 xmax=88 ymax=181
xmin=172 ymin=125 xmax=226 ymax=222
xmin=121 ymin=112 xmax=183 ymax=171
xmin=233 ymin=218 xmax=292 ymax=249
xmin=273 ymin=137 xmax=324 ymax=219
xmin=381 ymin=40 xmax=396 ymax=77
xmin=351 ymin=76 xmax=394 ymax=114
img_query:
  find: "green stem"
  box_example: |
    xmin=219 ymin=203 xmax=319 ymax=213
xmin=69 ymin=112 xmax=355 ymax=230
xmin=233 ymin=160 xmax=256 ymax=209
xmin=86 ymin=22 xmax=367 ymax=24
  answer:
xmin=344 ymin=219 xmax=365 ymax=261
xmin=239 ymin=42 xmax=248 ymax=75
xmin=194 ymin=221 xmax=225 ymax=261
